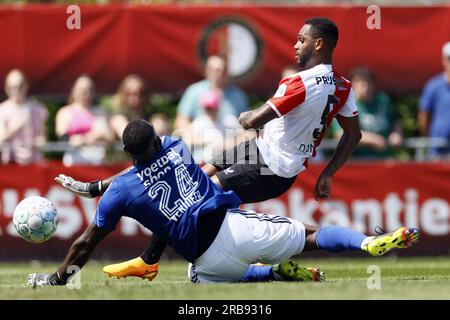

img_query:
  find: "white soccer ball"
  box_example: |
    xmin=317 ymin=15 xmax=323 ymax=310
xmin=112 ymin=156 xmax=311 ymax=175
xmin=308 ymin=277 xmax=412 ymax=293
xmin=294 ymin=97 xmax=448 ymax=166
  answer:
xmin=13 ymin=196 xmax=59 ymax=243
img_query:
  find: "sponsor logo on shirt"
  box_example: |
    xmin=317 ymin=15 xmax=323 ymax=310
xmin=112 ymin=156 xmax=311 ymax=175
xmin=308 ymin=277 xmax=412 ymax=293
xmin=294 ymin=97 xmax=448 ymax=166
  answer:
xmin=274 ymin=84 xmax=287 ymax=98
xmin=136 ymin=148 xmax=183 ymax=188
xmin=315 ymin=76 xmax=336 ymax=86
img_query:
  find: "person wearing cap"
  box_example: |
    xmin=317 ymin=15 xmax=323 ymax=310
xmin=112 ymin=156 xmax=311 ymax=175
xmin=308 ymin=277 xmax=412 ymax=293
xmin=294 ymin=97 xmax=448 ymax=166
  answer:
xmin=418 ymin=41 xmax=450 ymax=158
xmin=185 ymin=89 xmax=240 ymax=163
xmin=173 ymin=55 xmax=248 ymax=134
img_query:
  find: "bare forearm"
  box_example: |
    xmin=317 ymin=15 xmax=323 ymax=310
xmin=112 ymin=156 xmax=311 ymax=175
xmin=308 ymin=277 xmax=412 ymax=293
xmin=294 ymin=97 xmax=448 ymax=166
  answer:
xmin=56 ymin=238 xmax=96 ymax=282
xmin=239 ymin=104 xmax=277 ymax=130
xmin=323 ymin=132 xmax=361 ymax=176
xmin=418 ymin=111 xmax=429 ymax=136
xmin=56 ymin=223 xmax=109 ymax=282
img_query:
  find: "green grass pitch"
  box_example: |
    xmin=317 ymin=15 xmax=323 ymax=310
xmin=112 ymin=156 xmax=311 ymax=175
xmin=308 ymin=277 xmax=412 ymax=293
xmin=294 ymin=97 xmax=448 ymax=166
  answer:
xmin=1 ymin=257 xmax=449 ymax=299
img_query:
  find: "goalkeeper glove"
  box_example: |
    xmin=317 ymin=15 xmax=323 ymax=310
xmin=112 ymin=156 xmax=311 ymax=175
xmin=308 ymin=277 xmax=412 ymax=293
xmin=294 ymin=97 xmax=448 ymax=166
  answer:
xmin=54 ymin=174 xmax=104 ymax=198
xmin=27 ymin=272 xmax=66 ymax=287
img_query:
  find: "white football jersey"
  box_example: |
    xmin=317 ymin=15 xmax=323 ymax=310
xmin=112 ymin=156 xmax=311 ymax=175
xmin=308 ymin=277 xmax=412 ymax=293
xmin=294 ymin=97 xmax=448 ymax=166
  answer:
xmin=256 ymin=64 xmax=358 ymax=178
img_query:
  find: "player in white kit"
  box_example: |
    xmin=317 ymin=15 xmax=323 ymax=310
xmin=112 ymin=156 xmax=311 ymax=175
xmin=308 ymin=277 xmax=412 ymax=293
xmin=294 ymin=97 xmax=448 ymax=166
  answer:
xmin=205 ymin=18 xmax=358 ymax=204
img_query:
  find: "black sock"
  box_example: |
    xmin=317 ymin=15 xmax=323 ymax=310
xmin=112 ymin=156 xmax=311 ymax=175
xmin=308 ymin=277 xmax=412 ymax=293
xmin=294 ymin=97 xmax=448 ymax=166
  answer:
xmin=140 ymin=236 xmax=167 ymax=264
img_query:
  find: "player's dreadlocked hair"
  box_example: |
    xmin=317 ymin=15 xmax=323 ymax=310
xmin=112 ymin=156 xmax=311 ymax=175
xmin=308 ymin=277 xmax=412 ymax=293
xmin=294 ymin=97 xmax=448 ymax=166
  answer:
xmin=122 ymin=119 xmax=157 ymax=156
xmin=305 ymin=17 xmax=339 ymax=50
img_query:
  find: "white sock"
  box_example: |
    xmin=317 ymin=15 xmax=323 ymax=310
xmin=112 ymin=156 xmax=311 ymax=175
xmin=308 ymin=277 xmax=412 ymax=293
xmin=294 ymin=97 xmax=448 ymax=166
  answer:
xmin=360 ymin=236 xmax=375 ymax=249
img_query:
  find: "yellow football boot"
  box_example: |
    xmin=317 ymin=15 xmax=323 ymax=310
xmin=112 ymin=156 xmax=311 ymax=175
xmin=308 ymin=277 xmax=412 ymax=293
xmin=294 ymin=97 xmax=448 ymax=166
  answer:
xmin=273 ymin=260 xmax=325 ymax=282
xmin=103 ymin=257 xmax=158 ymax=281
xmin=363 ymin=227 xmax=420 ymax=256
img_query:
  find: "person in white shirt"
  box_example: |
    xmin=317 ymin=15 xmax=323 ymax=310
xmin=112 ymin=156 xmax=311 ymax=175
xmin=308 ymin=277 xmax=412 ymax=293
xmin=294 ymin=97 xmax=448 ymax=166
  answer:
xmin=0 ymin=69 xmax=47 ymax=165
xmin=204 ymin=16 xmax=361 ymax=203
xmin=186 ymin=89 xmax=240 ymax=163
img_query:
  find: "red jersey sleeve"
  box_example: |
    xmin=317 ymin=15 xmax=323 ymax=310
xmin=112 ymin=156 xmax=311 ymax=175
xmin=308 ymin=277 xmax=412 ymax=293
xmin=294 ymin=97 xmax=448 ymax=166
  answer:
xmin=267 ymin=75 xmax=306 ymax=117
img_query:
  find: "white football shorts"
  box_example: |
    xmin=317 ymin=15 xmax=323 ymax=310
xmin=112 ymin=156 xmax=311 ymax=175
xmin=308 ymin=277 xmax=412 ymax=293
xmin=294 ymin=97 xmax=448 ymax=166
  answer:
xmin=187 ymin=208 xmax=306 ymax=284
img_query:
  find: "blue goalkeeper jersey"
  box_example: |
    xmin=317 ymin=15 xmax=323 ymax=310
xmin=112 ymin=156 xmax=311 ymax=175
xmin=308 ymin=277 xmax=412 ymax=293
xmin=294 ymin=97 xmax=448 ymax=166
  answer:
xmin=94 ymin=136 xmax=241 ymax=262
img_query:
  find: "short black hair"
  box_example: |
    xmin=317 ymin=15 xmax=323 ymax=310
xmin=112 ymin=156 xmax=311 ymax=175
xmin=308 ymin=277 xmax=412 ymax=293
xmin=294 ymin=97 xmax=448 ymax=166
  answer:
xmin=122 ymin=119 xmax=157 ymax=155
xmin=305 ymin=17 xmax=339 ymax=49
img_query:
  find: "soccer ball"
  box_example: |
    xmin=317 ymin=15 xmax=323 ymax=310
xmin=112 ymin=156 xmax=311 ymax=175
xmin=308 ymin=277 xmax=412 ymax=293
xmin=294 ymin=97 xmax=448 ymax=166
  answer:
xmin=13 ymin=196 xmax=59 ymax=243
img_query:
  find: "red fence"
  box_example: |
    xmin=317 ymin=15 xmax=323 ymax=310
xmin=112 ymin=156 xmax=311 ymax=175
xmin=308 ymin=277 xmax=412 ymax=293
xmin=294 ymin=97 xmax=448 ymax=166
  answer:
xmin=0 ymin=161 xmax=449 ymax=260
xmin=0 ymin=4 xmax=449 ymax=96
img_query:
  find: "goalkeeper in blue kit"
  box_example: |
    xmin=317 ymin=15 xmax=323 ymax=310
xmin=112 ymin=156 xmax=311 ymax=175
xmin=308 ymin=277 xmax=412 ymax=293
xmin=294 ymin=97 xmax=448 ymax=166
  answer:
xmin=29 ymin=120 xmax=418 ymax=286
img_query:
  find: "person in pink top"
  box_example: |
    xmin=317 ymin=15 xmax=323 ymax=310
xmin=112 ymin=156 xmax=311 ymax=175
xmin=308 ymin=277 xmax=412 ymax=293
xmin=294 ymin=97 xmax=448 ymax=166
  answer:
xmin=0 ymin=69 xmax=48 ymax=165
xmin=55 ymin=75 xmax=113 ymax=166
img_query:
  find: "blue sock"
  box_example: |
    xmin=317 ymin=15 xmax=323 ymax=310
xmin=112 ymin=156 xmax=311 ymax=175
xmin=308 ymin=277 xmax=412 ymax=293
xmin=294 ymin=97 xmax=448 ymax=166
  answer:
xmin=241 ymin=265 xmax=275 ymax=282
xmin=316 ymin=225 xmax=367 ymax=252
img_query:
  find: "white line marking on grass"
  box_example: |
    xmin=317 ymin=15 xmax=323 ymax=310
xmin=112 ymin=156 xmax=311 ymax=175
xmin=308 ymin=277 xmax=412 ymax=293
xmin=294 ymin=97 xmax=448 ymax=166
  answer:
xmin=0 ymin=284 xmax=26 ymax=288
xmin=79 ymin=280 xmax=192 ymax=288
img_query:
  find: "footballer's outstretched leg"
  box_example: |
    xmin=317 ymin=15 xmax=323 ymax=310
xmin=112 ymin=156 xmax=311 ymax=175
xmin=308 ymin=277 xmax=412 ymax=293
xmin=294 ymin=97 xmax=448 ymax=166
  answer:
xmin=235 ymin=225 xmax=419 ymax=283
xmin=304 ymin=224 xmax=420 ymax=256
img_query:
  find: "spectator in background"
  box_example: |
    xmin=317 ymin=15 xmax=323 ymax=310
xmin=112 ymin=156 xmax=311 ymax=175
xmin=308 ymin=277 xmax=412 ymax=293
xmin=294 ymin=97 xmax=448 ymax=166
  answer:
xmin=105 ymin=74 xmax=149 ymax=139
xmin=329 ymin=67 xmax=403 ymax=159
xmin=184 ymin=89 xmax=240 ymax=163
xmin=150 ymin=113 xmax=171 ymax=137
xmin=174 ymin=55 xmax=248 ymax=134
xmin=55 ymin=75 xmax=112 ymax=166
xmin=281 ymin=65 xmax=301 ymax=78
xmin=0 ymin=69 xmax=47 ymax=165
xmin=418 ymin=41 xmax=450 ymax=159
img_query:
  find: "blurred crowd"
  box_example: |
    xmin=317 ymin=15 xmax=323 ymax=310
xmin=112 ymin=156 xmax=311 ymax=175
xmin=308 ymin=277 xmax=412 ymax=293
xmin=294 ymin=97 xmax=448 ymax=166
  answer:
xmin=1 ymin=42 xmax=450 ymax=166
